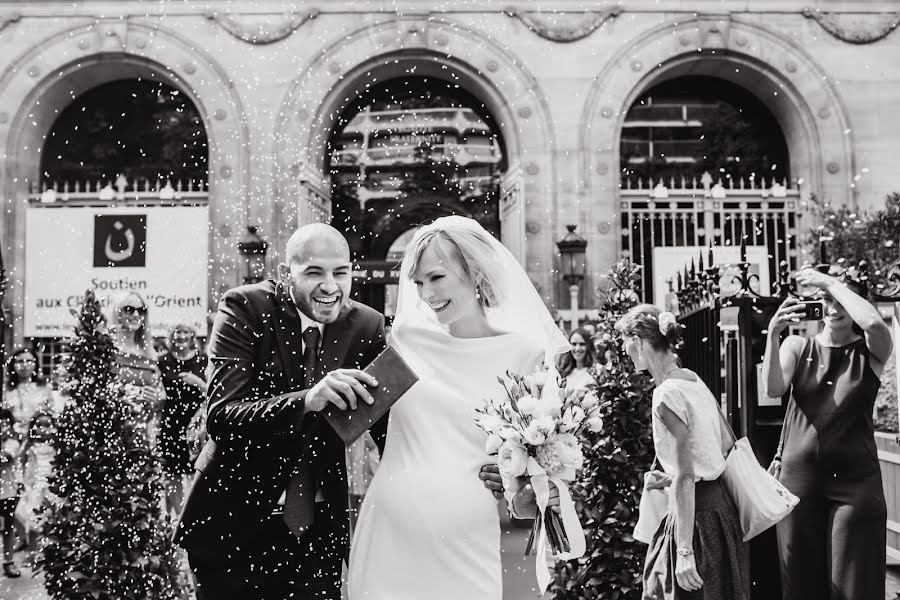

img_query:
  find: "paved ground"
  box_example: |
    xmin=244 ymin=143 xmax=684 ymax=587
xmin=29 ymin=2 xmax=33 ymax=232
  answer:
xmin=3 ymin=536 xmax=899 ymax=600
xmin=0 ymin=526 xmax=545 ymax=600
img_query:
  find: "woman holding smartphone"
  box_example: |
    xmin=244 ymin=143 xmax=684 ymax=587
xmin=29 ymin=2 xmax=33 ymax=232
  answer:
xmin=762 ymin=267 xmax=891 ymax=600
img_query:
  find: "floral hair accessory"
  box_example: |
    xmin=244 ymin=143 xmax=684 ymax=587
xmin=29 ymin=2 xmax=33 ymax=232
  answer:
xmin=658 ymin=311 xmax=676 ymax=335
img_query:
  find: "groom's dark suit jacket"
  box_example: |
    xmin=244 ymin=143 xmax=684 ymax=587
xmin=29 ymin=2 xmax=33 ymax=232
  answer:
xmin=173 ymin=279 xmax=385 ymax=557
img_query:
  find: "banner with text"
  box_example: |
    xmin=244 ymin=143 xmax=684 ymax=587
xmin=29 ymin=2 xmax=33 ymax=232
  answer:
xmin=25 ymin=206 xmax=208 ymax=337
xmin=651 ymin=245 xmax=771 ymax=311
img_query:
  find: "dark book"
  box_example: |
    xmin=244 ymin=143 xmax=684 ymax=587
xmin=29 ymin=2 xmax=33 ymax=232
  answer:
xmin=322 ymin=345 xmax=418 ymax=445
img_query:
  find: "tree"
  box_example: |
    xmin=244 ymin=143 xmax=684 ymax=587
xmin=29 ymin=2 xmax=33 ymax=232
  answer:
xmin=806 ymin=192 xmax=900 ymax=272
xmin=550 ymin=260 xmax=656 ymax=600
xmin=37 ymin=290 xmax=183 ymax=600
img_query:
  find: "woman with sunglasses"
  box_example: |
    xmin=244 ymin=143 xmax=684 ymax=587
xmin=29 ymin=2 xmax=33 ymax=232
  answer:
xmin=762 ymin=268 xmax=891 ymax=600
xmin=108 ymin=292 xmax=164 ymax=449
xmin=158 ymin=324 xmax=206 ymax=517
xmin=3 ymin=348 xmax=54 ymax=438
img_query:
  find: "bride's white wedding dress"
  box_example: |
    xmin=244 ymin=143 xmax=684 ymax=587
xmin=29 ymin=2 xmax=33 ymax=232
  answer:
xmin=347 ymin=326 xmax=542 ymax=599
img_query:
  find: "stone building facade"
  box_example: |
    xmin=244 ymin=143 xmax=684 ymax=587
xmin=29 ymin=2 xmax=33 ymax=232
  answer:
xmin=0 ymin=0 xmax=898 ymax=344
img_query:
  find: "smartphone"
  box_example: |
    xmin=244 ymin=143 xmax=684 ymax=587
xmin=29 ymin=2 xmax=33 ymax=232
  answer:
xmin=798 ymin=300 xmax=824 ymax=321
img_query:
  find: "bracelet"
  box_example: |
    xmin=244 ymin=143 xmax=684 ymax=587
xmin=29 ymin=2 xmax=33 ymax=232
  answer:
xmin=773 ymin=455 xmax=782 ymax=462
xmin=676 ymin=548 xmax=694 ymax=557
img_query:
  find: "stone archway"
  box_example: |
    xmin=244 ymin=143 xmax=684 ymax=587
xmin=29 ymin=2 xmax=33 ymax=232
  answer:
xmin=580 ymin=16 xmax=855 ymax=284
xmin=274 ymin=17 xmax=559 ymax=301
xmin=0 ymin=21 xmax=251 ymax=339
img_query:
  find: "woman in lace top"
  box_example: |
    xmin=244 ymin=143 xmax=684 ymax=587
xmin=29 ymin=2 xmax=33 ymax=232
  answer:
xmin=617 ymin=304 xmax=747 ymax=600
xmin=3 ymin=348 xmax=55 ymax=438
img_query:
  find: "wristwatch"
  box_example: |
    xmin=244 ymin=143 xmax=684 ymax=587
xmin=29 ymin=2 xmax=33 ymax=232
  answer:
xmin=676 ymin=548 xmax=694 ymax=557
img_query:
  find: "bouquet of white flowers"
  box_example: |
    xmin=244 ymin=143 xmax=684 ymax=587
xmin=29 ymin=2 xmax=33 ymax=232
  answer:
xmin=475 ymin=365 xmax=598 ymax=589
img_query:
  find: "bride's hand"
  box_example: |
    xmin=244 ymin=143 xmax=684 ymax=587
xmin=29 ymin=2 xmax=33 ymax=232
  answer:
xmin=510 ymin=478 xmax=561 ymax=518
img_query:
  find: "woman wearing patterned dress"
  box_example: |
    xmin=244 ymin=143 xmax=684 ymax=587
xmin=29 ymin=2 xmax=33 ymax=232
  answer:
xmin=158 ymin=324 xmax=207 ymax=517
xmin=617 ymin=304 xmax=748 ymax=600
xmin=15 ymin=410 xmax=56 ymax=561
xmin=763 ymin=268 xmax=891 ymax=600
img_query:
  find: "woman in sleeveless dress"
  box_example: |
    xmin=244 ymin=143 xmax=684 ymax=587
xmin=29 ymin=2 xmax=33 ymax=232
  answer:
xmin=762 ymin=268 xmax=891 ymax=600
xmin=348 ymin=217 xmax=569 ymax=599
xmin=617 ymin=305 xmax=748 ymax=600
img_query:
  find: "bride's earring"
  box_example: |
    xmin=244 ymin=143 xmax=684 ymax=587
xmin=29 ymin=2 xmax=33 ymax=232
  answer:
xmin=475 ymin=287 xmax=482 ymax=300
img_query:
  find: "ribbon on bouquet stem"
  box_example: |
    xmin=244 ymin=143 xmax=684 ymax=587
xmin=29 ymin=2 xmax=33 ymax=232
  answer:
xmin=507 ymin=458 xmax=586 ymax=592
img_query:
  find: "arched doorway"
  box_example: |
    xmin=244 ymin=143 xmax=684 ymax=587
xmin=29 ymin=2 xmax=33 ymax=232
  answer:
xmin=620 ymin=75 xmax=789 ymax=186
xmin=277 ymin=31 xmax=560 ymax=304
xmin=0 ymin=28 xmax=250 ymax=350
xmin=326 ymin=76 xmax=506 ymax=315
xmin=617 ymin=73 xmax=794 ymax=304
xmin=582 ymin=22 xmax=855 ymax=303
xmin=29 ymin=77 xmax=210 ymax=374
xmin=41 ymin=79 xmax=208 ymax=187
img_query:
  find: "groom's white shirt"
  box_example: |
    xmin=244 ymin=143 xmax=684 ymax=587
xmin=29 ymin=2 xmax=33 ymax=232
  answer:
xmin=276 ymin=290 xmax=325 ymax=506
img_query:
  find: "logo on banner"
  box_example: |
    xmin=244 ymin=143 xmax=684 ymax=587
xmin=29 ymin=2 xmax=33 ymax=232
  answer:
xmin=93 ymin=215 xmax=146 ymax=267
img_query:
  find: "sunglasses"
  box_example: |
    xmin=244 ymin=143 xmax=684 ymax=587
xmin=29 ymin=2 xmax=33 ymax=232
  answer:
xmin=121 ymin=305 xmax=147 ymax=315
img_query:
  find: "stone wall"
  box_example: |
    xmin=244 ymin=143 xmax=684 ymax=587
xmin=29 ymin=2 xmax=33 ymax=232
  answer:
xmin=0 ymin=1 xmax=898 ymax=338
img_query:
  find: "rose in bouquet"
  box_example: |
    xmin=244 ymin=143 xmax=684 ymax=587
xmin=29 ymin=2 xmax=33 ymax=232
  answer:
xmin=476 ymin=365 xmax=601 ymax=570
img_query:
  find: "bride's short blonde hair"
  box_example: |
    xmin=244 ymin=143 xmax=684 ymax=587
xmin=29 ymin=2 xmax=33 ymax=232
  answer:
xmin=405 ymin=224 xmax=504 ymax=309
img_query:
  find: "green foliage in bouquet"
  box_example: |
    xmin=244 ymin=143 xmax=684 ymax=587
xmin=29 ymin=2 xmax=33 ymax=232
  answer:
xmin=36 ymin=290 xmax=183 ymax=600
xmin=549 ymin=260 xmax=656 ymax=600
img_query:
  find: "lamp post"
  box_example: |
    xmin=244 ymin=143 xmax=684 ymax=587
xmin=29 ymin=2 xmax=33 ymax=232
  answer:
xmin=556 ymin=224 xmax=587 ymax=331
xmin=237 ymin=226 xmax=269 ymax=285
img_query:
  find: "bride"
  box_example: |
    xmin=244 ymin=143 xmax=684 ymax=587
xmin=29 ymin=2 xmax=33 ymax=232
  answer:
xmin=348 ymin=217 xmax=569 ymax=599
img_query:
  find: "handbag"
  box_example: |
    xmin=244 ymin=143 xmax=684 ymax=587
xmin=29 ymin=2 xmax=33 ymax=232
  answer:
xmin=633 ymin=456 xmax=669 ymax=544
xmin=715 ymin=408 xmax=799 ymax=541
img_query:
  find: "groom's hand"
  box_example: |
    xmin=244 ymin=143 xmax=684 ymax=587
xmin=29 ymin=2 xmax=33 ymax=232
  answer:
xmin=479 ymin=464 xmax=504 ymax=500
xmin=305 ymin=369 xmax=378 ymax=413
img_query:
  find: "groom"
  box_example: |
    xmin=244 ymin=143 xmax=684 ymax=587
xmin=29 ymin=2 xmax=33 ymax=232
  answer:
xmin=174 ymin=223 xmax=387 ymax=599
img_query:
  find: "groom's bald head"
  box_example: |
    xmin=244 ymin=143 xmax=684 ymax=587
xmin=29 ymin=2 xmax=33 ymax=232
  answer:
xmin=278 ymin=224 xmax=352 ymax=324
xmin=284 ymin=223 xmax=350 ymax=266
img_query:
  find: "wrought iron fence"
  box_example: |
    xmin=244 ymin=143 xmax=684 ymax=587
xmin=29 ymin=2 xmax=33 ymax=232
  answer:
xmin=620 ymin=171 xmax=802 ymax=304
xmin=674 ymin=237 xmax=900 ymax=402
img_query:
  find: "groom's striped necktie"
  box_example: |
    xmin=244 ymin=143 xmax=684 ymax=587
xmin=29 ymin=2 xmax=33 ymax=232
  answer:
xmin=283 ymin=325 xmax=320 ymax=536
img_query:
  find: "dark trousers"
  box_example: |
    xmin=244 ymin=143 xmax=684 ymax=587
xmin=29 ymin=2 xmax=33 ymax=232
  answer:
xmin=188 ymin=504 xmax=345 ymax=600
xmin=777 ymin=465 xmax=886 ymax=600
